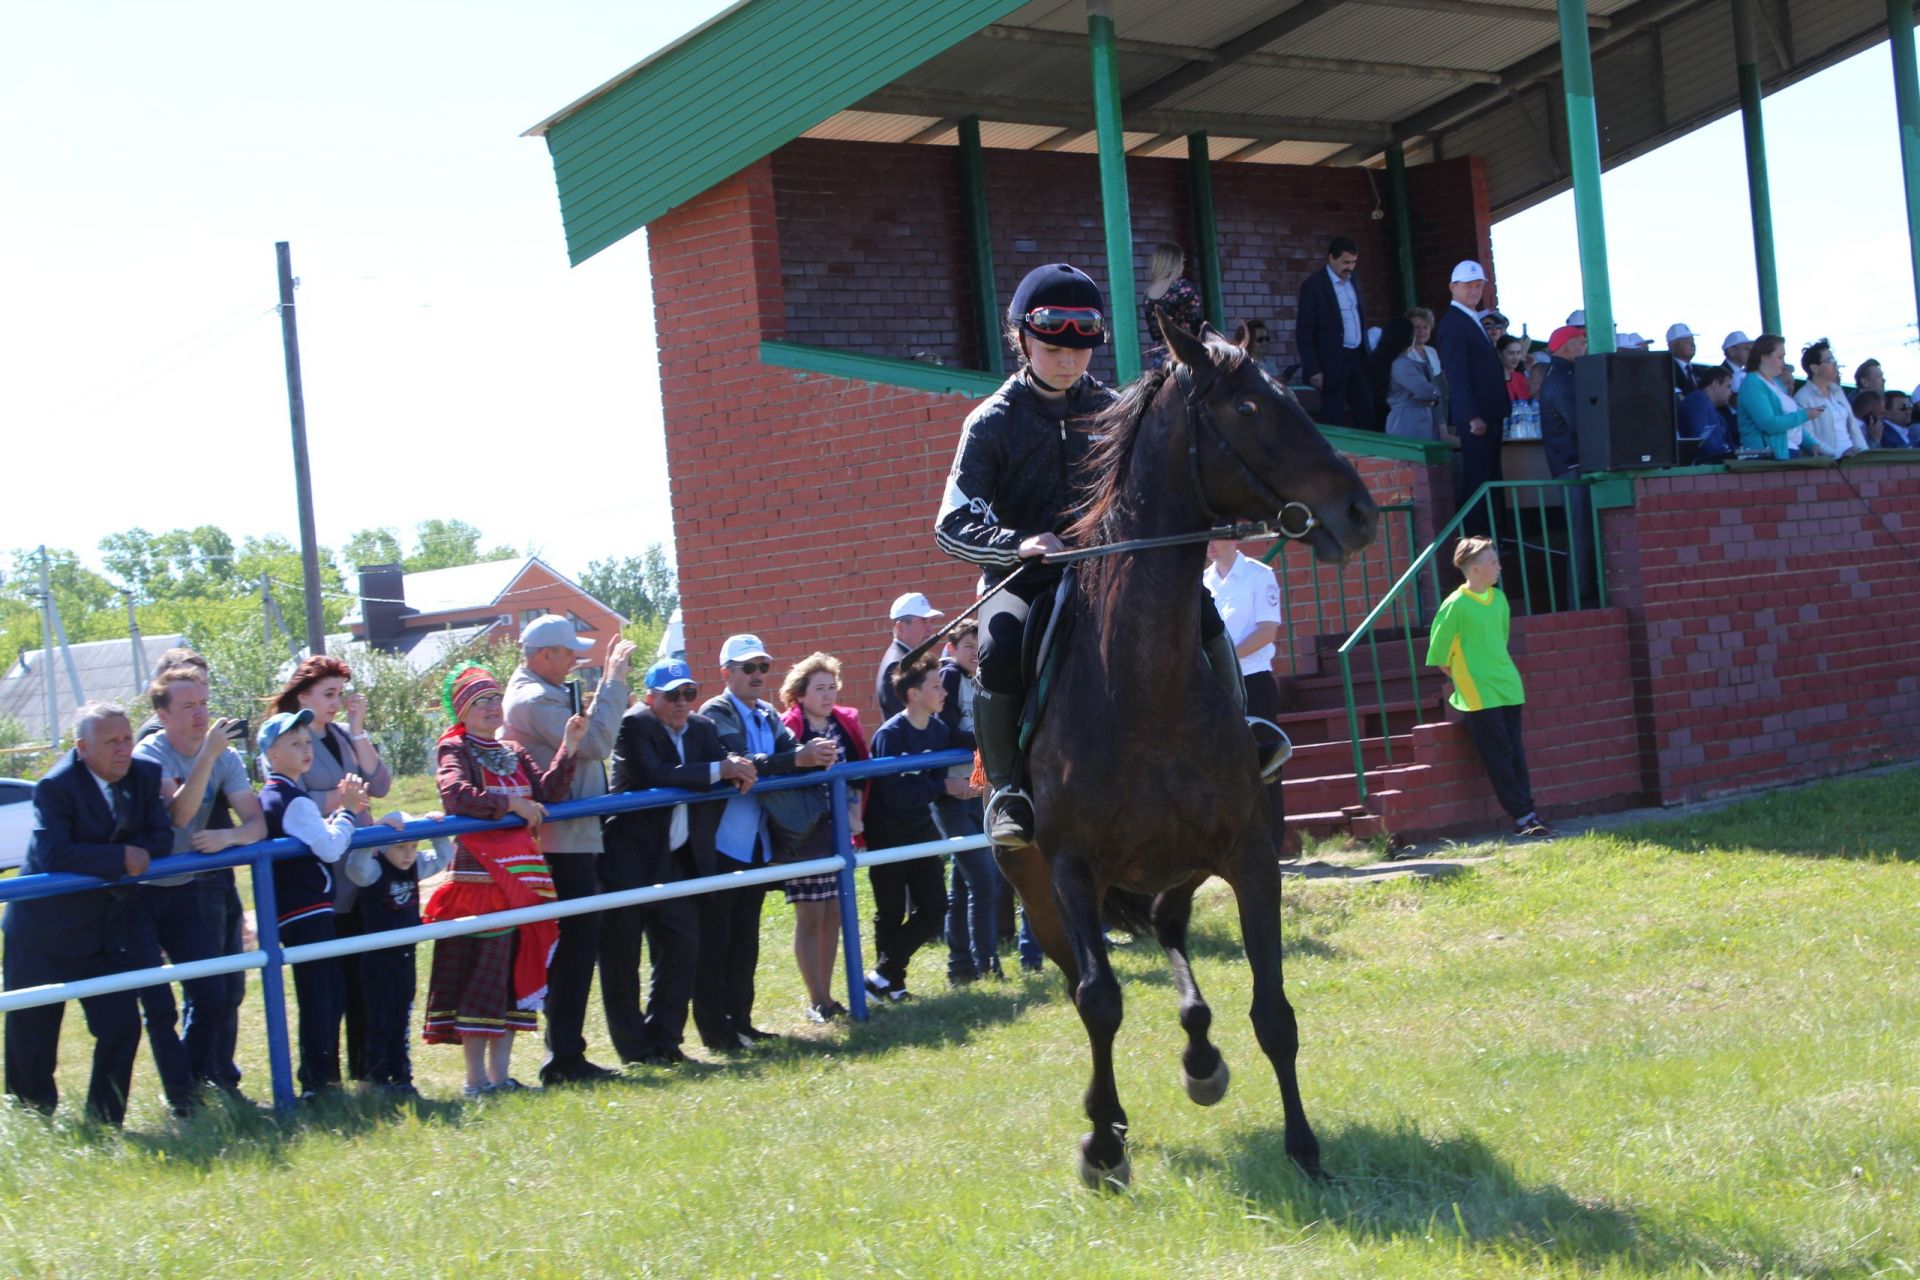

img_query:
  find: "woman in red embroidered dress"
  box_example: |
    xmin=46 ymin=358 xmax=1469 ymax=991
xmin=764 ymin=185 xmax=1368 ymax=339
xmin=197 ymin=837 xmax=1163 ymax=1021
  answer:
xmin=424 ymin=664 xmax=587 ymax=1098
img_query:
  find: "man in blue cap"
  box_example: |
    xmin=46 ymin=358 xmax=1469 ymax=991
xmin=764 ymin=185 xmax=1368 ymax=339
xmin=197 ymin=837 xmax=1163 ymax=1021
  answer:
xmin=936 ymin=262 xmax=1243 ymax=847
xmin=601 ymin=658 xmax=754 ymax=1065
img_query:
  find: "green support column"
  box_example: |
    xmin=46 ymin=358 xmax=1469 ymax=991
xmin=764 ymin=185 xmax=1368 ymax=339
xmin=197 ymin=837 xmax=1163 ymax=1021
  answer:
xmin=1088 ymin=0 xmax=1141 ymax=380
xmin=1558 ymin=0 xmax=1615 ymax=354
xmin=1890 ymin=0 xmax=1920 ymax=329
xmin=1384 ymin=142 xmax=1417 ymax=312
xmin=1186 ymin=132 xmax=1226 ymax=331
xmin=1732 ymin=0 xmax=1783 ymax=335
xmin=958 ymin=116 xmax=1004 ymax=376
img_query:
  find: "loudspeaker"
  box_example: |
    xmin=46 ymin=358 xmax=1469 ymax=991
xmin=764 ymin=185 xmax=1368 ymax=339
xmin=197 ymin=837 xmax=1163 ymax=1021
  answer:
xmin=1573 ymin=352 xmax=1676 ymax=471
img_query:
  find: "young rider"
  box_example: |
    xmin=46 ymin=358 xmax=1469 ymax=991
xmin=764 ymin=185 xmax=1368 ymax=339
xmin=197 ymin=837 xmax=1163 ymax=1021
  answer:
xmin=936 ymin=263 xmax=1245 ymax=847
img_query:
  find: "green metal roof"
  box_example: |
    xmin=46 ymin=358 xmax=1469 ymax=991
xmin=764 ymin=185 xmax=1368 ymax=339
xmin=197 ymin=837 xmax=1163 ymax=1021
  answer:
xmin=527 ymin=0 xmax=1027 ymax=265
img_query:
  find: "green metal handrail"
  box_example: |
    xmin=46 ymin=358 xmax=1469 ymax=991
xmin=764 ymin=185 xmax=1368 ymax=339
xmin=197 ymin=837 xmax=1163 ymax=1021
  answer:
xmin=1261 ymin=501 xmax=1418 ymax=679
xmin=1335 ymin=478 xmax=1606 ymax=805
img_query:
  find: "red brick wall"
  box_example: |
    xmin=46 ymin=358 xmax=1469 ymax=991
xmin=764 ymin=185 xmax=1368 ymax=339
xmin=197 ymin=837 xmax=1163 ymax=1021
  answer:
xmin=1404 ymin=157 xmax=1497 ymax=319
xmin=1605 ymin=467 xmax=1920 ymax=804
xmin=768 ymin=139 xmax=1479 ymax=384
xmin=1391 ymin=607 xmax=1645 ymax=835
xmin=651 ymin=151 xmax=1465 ymax=725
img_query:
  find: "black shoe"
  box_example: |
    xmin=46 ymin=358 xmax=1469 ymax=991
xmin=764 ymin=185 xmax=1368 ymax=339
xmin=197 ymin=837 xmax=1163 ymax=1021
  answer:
xmin=984 ymin=791 xmax=1034 ymax=847
xmin=375 ymin=1082 xmax=421 ymax=1100
xmin=168 ymin=1097 xmax=201 ymax=1121
xmin=948 ymin=968 xmax=978 ymax=988
xmin=737 ymin=1026 xmax=779 ymax=1043
xmin=542 ymin=1058 xmax=618 ymax=1086
xmin=822 ymin=999 xmax=848 ymax=1018
xmin=1020 ymin=959 xmax=1045 ymax=974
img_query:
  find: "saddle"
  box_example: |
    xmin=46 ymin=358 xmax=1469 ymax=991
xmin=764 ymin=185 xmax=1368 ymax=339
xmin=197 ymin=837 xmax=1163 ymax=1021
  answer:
xmin=1016 ymin=567 xmax=1078 ymax=756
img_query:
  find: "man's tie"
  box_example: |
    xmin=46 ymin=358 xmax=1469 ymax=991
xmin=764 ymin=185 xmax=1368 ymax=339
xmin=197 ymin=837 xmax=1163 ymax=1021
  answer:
xmin=109 ymin=781 xmax=131 ymax=840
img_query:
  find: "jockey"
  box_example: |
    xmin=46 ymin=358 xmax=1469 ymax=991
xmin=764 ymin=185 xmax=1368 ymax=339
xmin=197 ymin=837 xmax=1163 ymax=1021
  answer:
xmin=936 ymin=263 xmax=1246 ymax=847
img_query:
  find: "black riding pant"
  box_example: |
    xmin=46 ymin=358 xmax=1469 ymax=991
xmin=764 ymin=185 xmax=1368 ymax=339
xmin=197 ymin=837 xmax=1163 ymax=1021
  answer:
xmin=976 ymin=571 xmax=1225 ymax=697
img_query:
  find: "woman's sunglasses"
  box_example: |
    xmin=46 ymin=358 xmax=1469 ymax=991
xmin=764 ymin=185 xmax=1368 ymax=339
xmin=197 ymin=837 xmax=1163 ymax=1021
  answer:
xmin=1024 ymin=306 xmax=1105 ymax=338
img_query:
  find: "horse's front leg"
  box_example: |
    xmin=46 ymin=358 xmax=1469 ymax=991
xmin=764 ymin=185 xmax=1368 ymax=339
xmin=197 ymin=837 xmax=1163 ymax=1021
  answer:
xmin=995 ymin=844 xmax=1076 ymax=985
xmin=1051 ymin=852 xmax=1129 ymax=1189
xmin=1153 ymin=875 xmax=1229 ymax=1106
xmin=1230 ymin=841 xmax=1323 ymax=1179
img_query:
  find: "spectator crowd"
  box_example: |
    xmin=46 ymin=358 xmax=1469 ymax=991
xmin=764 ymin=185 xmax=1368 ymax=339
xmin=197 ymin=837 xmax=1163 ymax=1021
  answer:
xmin=0 ymin=600 xmax=1047 ymax=1122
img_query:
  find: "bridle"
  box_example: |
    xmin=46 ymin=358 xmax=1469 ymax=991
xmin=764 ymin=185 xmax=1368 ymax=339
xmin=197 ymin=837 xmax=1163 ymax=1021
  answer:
xmin=1175 ymin=362 xmax=1319 ymax=541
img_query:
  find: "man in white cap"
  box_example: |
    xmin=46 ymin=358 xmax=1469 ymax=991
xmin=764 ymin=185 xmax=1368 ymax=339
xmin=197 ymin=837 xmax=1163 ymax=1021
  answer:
xmin=1666 ymin=324 xmax=1699 ymax=395
xmin=876 ymin=592 xmax=944 ymax=718
xmin=697 ymin=634 xmax=838 ymax=1051
xmin=503 ymin=615 xmax=636 ymax=1085
xmin=1434 ymin=260 xmax=1508 ymax=535
xmin=1565 ymin=309 xmax=1586 ymax=327
xmin=1721 ymin=331 xmax=1752 ymax=397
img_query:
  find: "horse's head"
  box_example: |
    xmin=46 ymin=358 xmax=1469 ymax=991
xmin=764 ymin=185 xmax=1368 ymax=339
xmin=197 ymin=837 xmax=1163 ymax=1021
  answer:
xmin=1162 ymin=320 xmax=1378 ymax=564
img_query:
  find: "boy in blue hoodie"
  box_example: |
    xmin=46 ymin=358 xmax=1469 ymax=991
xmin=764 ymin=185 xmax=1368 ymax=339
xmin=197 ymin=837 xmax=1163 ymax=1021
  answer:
xmin=862 ymin=657 xmax=980 ymax=1002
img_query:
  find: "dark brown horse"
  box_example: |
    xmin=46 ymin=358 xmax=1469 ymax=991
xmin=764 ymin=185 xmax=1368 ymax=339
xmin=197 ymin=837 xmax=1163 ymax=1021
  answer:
xmin=997 ymin=320 xmax=1377 ymax=1189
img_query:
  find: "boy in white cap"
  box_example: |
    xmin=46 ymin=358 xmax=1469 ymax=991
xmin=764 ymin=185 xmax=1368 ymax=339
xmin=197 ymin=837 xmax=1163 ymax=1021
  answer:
xmin=875 ymin=592 xmax=944 ymax=718
xmin=1665 ymin=323 xmax=1698 ymax=395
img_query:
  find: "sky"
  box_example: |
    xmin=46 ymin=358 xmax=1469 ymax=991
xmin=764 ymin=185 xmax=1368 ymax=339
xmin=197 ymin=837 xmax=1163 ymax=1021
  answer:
xmin=1 ymin=3 xmax=1915 ymax=594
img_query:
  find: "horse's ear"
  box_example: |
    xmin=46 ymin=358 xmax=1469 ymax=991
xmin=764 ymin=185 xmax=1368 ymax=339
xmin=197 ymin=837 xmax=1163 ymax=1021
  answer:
xmin=1228 ymin=321 xmax=1252 ymax=351
xmin=1162 ymin=318 xmax=1215 ymax=374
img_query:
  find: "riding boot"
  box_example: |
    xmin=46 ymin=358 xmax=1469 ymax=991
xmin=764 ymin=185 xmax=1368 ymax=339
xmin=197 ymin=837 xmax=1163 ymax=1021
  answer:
xmin=1202 ymin=629 xmax=1247 ymax=718
xmin=973 ymin=687 xmax=1034 ymax=848
xmin=1203 ymin=630 xmax=1290 ymax=779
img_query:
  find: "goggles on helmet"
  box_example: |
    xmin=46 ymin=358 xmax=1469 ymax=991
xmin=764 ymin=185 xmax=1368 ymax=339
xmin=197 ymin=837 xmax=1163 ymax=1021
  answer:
xmin=1022 ymin=306 xmax=1105 ymax=339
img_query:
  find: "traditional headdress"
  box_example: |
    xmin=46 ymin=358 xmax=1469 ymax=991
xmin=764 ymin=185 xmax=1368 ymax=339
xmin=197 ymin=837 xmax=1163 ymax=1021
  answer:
xmin=441 ymin=663 xmax=501 ymax=722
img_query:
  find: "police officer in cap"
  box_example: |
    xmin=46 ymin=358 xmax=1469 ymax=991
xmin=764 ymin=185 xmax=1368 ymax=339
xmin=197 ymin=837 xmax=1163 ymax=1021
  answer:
xmin=936 ymin=263 xmax=1245 ymax=847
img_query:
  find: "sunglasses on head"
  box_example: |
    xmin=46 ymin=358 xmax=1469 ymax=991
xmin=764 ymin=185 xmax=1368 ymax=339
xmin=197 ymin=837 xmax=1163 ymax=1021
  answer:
xmin=733 ymin=660 xmax=771 ymax=675
xmin=1024 ymin=306 xmax=1105 ymax=338
xmin=656 ymin=685 xmax=700 ymax=703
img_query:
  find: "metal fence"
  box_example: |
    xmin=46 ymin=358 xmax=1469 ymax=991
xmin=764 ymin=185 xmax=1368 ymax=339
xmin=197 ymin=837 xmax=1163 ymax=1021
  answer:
xmin=0 ymin=751 xmax=987 ymax=1112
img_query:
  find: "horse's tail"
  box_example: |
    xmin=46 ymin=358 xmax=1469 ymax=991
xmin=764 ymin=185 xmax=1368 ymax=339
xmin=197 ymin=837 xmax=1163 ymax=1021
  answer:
xmin=1100 ymin=887 xmax=1157 ymax=939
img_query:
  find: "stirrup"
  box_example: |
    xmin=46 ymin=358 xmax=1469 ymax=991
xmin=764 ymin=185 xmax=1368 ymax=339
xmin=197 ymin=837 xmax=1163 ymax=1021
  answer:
xmin=984 ymin=787 xmax=1035 ymax=846
xmin=1248 ymin=717 xmax=1292 ymax=781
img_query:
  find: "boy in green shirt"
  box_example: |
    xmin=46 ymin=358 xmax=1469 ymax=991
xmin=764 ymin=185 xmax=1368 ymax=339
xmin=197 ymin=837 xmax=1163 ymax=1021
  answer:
xmin=1425 ymin=536 xmax=1554 ymax=838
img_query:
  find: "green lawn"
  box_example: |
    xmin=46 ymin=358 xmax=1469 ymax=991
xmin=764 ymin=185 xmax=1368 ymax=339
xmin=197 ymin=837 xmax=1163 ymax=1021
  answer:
xmin=3 ymin=770 xmax=1918 ymax=1278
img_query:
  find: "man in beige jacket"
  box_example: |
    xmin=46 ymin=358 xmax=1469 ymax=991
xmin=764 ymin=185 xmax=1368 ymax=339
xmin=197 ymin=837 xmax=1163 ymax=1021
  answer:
xmin=504 ymin=616 xmax=635 ymax=1086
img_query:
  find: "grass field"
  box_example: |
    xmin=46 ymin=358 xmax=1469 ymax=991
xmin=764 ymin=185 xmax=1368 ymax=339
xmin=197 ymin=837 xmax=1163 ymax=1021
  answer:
xmin=2 ymin=770 xmax=1918 ymax=1278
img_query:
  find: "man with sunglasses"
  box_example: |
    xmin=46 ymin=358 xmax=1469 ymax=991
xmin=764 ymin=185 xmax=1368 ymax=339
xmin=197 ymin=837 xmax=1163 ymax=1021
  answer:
xmin=697 ymin=635 xmax=837 ymax=1051
xmin=937 ymin=263 xmax=1244 ymax=847
xmin=600 ymin=660 xmax=755 ymax=1066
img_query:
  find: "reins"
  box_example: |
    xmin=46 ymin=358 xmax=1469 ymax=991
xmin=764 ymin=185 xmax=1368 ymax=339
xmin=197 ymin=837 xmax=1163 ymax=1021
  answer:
xmin=902 ymin=359 xmax=1317 ymax=667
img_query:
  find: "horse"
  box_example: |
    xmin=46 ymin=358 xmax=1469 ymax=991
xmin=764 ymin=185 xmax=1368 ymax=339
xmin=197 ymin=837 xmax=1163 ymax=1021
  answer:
xmin=996 ymin=319 xmax=1378 ymax=1189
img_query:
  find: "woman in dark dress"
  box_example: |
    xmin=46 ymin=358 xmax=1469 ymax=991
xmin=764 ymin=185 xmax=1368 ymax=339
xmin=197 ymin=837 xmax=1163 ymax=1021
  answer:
xmin=777 ymin=653 xmax=869 ymax=1025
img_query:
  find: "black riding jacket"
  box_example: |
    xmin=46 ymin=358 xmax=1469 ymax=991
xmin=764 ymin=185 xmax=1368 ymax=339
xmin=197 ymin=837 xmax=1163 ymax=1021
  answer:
xmin=935 ymin=370 xmax=1114 ymax=585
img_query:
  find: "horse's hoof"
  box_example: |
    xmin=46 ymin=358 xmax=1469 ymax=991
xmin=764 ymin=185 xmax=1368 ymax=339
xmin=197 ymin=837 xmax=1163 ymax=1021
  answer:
xmin=1077 ymin=1139 xmax=1132 ymax=1191
xmin=1291 ymin=1152 xmax=1329 ymax=1183
xmin=1181 ymin=1057 xmax=1230 ymax=1107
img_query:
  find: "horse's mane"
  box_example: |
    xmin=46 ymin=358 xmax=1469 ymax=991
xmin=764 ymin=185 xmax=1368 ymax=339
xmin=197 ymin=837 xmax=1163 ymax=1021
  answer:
xmin=1063 ymin=334 xmax=1246 ymax=645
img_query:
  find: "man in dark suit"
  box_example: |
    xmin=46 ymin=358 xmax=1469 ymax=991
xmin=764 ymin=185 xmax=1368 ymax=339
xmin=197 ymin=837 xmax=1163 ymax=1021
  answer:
xmin=1434 ymin=259 xmax=1509 ymax=536
xmin=1295 ymin=235 xmax=1376 ymax=430
xmin=598 ymin=659 xmax=756 ymax=1066
xmin=4 ymin=701 xmax=171 ymax=1126
xmin=1666 ymin=323 xmax=1700 ymax=397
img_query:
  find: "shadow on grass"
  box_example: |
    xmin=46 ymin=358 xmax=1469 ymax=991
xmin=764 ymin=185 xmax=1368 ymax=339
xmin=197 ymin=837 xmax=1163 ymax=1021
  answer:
xmin=1159 ymin=1121 xmax=1674 ymax=1271
xmin=1621 ymin=767 xmax=1920 ymax=864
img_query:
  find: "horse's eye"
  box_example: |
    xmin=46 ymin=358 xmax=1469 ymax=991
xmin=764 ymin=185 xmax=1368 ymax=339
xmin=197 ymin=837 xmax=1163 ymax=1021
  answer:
xmin=1236 ymin=399 xmax=1259 ymax=417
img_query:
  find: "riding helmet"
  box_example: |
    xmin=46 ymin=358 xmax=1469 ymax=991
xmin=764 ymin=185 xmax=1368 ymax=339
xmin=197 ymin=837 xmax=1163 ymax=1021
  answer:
xmin=1008 ymin=263 xmax=1107 ymax=350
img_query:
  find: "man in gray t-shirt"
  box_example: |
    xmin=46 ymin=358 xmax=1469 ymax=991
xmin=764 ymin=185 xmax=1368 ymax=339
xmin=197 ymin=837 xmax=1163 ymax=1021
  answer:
xmin=129 ymin=668 xmax=266 ymax=1105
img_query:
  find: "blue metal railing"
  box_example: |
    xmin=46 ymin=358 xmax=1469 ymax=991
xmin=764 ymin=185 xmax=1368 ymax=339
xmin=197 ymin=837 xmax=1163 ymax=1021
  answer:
xmin=0 ymin=752 xmax=985 ymax=1112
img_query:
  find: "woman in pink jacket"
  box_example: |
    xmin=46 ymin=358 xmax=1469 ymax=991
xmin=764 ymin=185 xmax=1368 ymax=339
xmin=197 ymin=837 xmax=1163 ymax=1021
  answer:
xmin=777 ymin=653 xmax=869 ymax=1025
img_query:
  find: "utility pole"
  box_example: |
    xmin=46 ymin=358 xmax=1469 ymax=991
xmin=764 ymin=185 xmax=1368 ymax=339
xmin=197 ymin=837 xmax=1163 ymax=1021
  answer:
xmin=276 ymin=241 xmax=327 ymax=657
xmin=124 ymin=589 xmax=145 ymax=695
xmin=37 ymin=546 xmax=56 ymax=744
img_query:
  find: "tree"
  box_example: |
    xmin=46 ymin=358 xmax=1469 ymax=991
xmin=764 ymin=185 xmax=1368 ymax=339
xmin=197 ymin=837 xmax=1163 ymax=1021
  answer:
xmin=343 ymin=527 xmax=404 ymax=570
xmin=0 ymin=547 xmax=126 ymax=673
xmin=581 ymin=542 xmax=679 ymax=626
xmin=405 ymin=520 xmax=517 ymax=574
